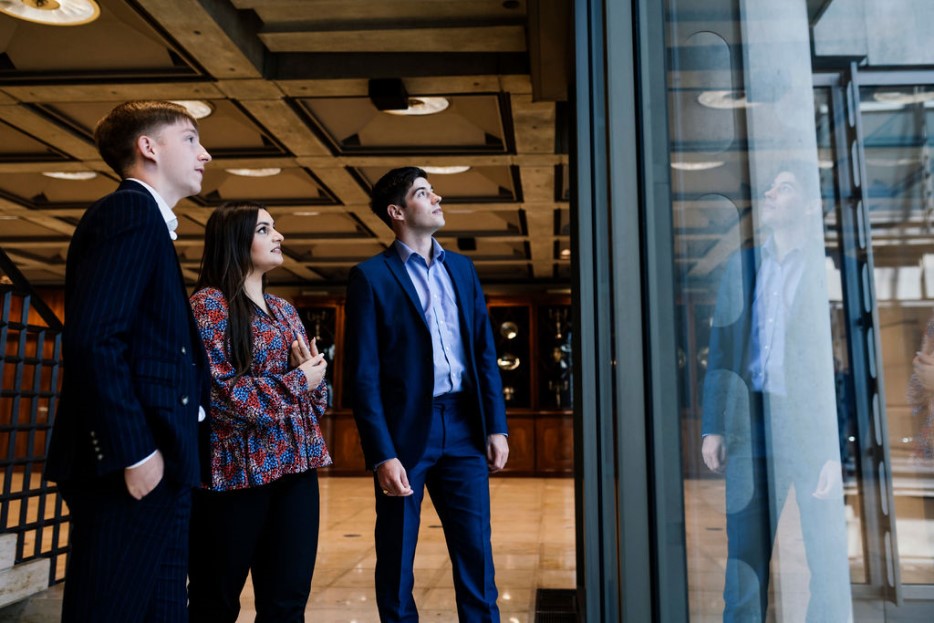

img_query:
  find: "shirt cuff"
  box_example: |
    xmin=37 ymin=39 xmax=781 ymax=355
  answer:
xmin=127 ymin=450 xmax=158 ymax=470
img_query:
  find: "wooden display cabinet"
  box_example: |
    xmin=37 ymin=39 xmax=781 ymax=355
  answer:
xmin=295 ymin=294 xmax=575 ymax=477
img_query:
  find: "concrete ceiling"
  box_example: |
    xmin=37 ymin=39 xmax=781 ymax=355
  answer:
xmin=0 ymin=0 xmax=571 ymax=287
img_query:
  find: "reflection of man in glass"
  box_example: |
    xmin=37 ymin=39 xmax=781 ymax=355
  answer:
xmin=701 ymin=165 xmax=851 ymax=621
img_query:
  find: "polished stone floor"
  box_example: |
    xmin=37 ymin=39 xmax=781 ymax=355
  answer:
xmin=0 ymin=476 xmax=576 ymax=623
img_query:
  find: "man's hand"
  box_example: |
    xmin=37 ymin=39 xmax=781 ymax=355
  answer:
xmin=486 ymin=434 xmax=509 ymax=472
xmin=701 ymin=434 xmax=727 ymax=473
xmin=124 ymin=450 xmax=164 ymax=500
xmin=377 ymin=458 xmax=413 ymax=497
xmin=813 ymin=459 xmax=843 ymax=500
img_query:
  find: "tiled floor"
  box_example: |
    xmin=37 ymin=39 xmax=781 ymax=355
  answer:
xmin=0 ymin=476 xmax=576 ymax=623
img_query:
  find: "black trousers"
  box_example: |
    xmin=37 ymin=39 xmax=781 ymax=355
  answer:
xmin=59 ymin=475 xmax=191 ymax=623
xmin=188 ymin=469 xmax=320 ymax=623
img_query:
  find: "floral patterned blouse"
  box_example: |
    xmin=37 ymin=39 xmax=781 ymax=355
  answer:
xmin=190 ymin=287 xmax=331 ymax=491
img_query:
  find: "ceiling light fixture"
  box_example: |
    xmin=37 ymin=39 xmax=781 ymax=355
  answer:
xmin=697 ymin=90 xmax=756 ymax=110
xmin=226 ymin=168 xmax=282 ymax=177
xmin=294 ymin=211 xmax=320 ymax=216
xmin=169 ymin=100 xmax=214 ymax=120
xmin=0 ymin=0 xmax=100 ymax=26
xmin=560 ymin=248 xmax=571 ymax=259
xmin=384 ymin=97 xmax=450 ymax=116
xmin=670 ymin=161 xmax=724 ymax=171
xmin=422 ymin=165 xmax=470 ymax=175
xmin=42 ymin=171 xmax=98 ymax=180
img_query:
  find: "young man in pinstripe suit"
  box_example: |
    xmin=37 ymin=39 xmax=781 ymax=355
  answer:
xmin=45 ymin=101 xmax=212 ymax=622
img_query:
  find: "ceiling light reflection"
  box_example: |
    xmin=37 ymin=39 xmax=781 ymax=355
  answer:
xmin=671 ymin=161 xmax=724 ymax=171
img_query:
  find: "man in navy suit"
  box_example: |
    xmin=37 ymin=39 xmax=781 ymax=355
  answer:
xmin=345 ymin=167 xmax=509 ymax=622
xmin=45 ymin=101 xmax=212 ymax=622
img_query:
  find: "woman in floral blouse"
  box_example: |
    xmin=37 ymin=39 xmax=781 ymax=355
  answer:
xmin=187 ymin=202 xmax=331 ymax=622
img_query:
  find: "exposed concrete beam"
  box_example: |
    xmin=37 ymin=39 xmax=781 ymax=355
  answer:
xmin=1 ymin=83 xmax=225 ymax=103
xmin=236 ymin=100 xmax=332 ymax=156
xmin=0 ymin=106 xmax=98 ymax=160
xmin=260 ymin=26 xmax=526 ymax=53
xmin=133 ymin=0 xmax=265 ymax=79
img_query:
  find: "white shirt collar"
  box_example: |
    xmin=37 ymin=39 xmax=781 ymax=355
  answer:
xmin=126 ymin=178 xmax=178 ymax=240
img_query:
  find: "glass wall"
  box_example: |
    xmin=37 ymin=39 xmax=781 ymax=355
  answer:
xmin=666 ymin=0 xmax=934 ymax=620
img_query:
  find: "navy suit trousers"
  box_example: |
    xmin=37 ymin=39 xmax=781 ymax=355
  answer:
xmin=59 ymin=476 xmax=191 ymax=623
xmin=374 ymin=393 xmax=499 ymax=623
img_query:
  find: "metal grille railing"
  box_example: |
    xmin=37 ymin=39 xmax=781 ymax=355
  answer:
xmin=0 ymin=248 xmax=68 ymax=586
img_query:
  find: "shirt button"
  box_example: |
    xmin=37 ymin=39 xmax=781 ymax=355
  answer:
xmin=180 ymin=395 xmax=189 ymax=406
xmin=96 ymin=454 xmax=104 ymax=461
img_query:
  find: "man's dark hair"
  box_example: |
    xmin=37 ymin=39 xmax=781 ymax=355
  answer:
xmin=94 ymin=100 xmax=197 ymax=178
xmin=370 ymin=166 xmax=428 ymax=228
xmin=196 ymin=201 xmax=263 ymax=379
xmin=772 ymin=159 xmax=820 ymax=199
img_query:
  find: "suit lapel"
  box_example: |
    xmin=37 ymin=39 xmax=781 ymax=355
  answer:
xmin=383 ymin=247 xmax=430 ymax=331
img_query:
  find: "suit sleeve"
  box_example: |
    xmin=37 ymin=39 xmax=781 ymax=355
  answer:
xmin=64 ymin=193 xmax=162 ymax=474
xmin=468 ymin=261 xmax=508 ymax=436
xmin=701 ymin=252 xmax=745 ymax=437
xmin=345 ymin=266 xmax=398 ymax=467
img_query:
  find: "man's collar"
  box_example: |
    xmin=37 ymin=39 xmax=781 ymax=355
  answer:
xmin=394 ymin=238 xmax=445 ymax=265
xmin=125 ymin=178 xmax=177 ymax=239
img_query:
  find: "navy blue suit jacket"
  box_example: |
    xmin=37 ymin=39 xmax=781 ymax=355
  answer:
xmin=345 ymin=246 xmax=508 ymax=469
xmin=45 ymin=180 xmax=209 ymax=488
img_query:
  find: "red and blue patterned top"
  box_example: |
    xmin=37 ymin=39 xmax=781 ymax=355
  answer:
xmin=190 ymin=287 xmax=332 ymax=491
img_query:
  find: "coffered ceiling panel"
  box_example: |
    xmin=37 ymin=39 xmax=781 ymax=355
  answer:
xmin=296 ymin=94 xmax=511 ymax=155
xmin=355 ymin=165 xmax=521 ymax=203
xmin=0 ymin=0 xmax=572 ymax=287
xmin=0 ymin=121 xmax=69 ymax=161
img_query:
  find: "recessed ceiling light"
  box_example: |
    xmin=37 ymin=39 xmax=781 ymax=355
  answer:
xmin=0 ymin=215 xmax=18 ymax=220
xmin=670 ymin=161 xmax=724 ymax=171
xmin=42 ymin=171 xmax=98 ymax=180
xmin=226 ymin=168 xmax=282 ymax=177
xmin=422 ymin=166 xmax=470 ymax=175
xmin=169 ymin=100 xmax=215 ymax=120
xmin=697 ymin=90 xmax=756 ymax=109
xmin=384 ymin=97 xmax=450 ymax=116
xmin=294 ymin=211 xmax=320 ymax=216
xmin=0 ymin=0 xmax=100 ymax=26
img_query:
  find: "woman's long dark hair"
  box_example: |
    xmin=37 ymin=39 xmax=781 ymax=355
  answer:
xmin=196 ymin=202 xmax=264 ymax=378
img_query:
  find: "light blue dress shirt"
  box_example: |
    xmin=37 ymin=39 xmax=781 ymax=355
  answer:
xmin=395 ymin=239 xmax=467 ymax=397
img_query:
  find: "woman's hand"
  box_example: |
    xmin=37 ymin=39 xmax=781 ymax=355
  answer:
xmin=293 ymin=336 xmax=327 ymax=390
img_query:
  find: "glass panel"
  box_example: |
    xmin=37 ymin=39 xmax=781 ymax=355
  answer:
xmin=860 ymin=84 xmax=934 ymax=585
xmin=667 ymin=1 xmax=894 ymax=620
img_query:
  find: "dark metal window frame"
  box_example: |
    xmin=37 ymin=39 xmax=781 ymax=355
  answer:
xmin=0 ymin=248 xmax=68 ymax=587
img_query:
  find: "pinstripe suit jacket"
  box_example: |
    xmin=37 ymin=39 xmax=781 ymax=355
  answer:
xmin=45 ymin=180 xmax=209 ymax=488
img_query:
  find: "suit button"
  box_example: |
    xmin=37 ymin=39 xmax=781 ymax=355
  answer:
xmin=181 ymin=346 xmax=187 ymax=354
xmin=180 ymin=395 xmax=189 ymax=406
xmin=96 ymin=454 xmax=104 ymax=461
